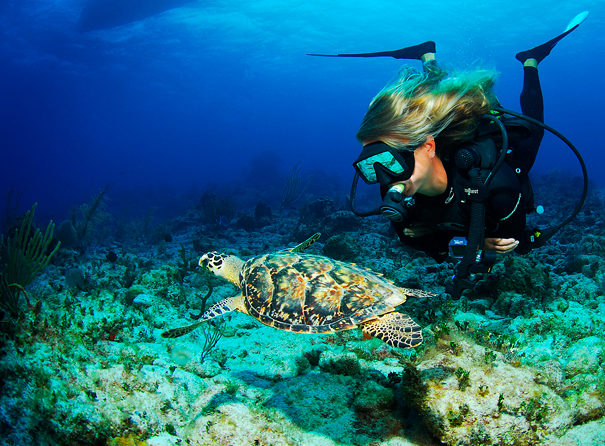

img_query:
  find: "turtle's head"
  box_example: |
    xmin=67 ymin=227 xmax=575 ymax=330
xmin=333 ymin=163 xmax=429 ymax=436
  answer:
xmin=199 ymin=252 xmax=244 ymax=287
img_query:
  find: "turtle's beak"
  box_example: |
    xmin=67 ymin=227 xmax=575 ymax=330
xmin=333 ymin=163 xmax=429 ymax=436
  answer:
xmin=199 ymin=253 xmax=211 ymax=269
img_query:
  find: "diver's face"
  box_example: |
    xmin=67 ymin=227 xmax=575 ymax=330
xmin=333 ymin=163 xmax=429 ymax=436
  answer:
xmin=394 ymin=140 xmax=436 ymax=196
xmin=362 ymin=136 xmax=442 ymax=197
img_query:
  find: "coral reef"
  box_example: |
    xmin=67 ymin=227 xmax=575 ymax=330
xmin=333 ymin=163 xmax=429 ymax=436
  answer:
xmin=1 ymin=182 xmax=604 ymax=445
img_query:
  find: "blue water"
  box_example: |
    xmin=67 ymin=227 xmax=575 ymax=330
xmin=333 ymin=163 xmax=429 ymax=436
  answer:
xmin=1 ymin=0 xmax=603 ymax=223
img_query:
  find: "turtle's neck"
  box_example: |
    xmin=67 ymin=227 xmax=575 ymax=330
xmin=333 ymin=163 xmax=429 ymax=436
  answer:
xmin=220 ymin=255 xmax=245 ymax=287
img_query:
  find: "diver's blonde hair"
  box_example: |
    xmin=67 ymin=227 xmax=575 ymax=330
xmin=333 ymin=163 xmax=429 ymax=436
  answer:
xmin=356 ymin=65 xmax=498 ymax=157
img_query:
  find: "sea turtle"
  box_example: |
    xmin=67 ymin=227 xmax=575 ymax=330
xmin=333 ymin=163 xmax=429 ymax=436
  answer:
xmin=162 ymin=234 xmax=434 ymax=348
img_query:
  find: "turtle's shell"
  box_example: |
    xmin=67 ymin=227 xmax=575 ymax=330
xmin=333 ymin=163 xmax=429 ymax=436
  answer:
xmin=238 ymin=252 xmax=406 ymax=333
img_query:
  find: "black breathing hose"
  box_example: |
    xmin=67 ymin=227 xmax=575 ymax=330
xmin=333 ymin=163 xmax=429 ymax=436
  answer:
xmin=493 ymin=107 xmax=589 ymax=233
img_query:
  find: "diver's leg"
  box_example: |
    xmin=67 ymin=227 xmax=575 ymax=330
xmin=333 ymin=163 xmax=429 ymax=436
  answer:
xmin=417 ymin=45 xmax=444 ymax=78
xmin=514 ymin=61 xmax=545 ymax=173
xmin=421 ymin=51 xmax=438 ymax=73
xmin=513 ymin=12 xmax=587 ymax=170
xmin=520 ymin=61 xmax=544 ymax=122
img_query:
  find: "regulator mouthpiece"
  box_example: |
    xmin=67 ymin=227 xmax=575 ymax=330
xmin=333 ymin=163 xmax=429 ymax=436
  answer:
xmin=387 ymin=184 xmax=406 ymax=201
xmin=380 ymin=184 xmax=414 ymax=222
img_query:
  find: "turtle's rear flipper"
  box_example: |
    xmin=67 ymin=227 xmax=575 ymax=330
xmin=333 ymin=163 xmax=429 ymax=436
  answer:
xmin=162 ymin=295 xmax=244 ymax=339
xmin=401 ymin=288 xmax=437 ymax=299
xmin=362 ymin=312 xmax=423 ymax=348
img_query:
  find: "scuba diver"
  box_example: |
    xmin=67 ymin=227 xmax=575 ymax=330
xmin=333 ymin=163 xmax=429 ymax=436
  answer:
xmin=310 ymin=12 xmax=589 ymax=298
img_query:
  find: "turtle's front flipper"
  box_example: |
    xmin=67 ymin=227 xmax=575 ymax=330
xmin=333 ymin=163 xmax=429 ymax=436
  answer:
xmin=161 ymin=295 xmax=245 ymax=339
xmin=289 ymin=232 xmax=321 ymax=253
xmin=200 ymin=295 xmax=245 ymax=319
xmin=362 ymin=312 xmax=423 ymax=348
xmin=161 ymin=320 xmax=207 ymax=338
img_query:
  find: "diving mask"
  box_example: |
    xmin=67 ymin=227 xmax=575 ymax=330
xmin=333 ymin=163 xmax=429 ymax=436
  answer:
xmin=353 ymin=142 xmax=416 ymax=186
xmin=349 ymin=142 xmax=417 ymax=219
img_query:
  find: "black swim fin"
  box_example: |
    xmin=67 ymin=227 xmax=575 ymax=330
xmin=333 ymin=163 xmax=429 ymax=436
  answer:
xmin=308 ymin=41 xmax=435 ymax=60
xmin=516 ymin=11 xmax=589 ymax=63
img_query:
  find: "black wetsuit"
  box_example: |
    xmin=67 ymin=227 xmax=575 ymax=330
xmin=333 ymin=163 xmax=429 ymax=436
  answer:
xmin=392 ymin=66 xmax=545 ymax=260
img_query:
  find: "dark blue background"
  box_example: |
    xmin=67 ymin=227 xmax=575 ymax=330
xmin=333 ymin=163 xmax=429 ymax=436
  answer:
xmin=1 ymin=0 xmax=602 ymax=224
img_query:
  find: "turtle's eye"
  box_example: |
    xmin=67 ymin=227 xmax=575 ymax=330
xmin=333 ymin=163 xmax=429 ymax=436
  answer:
xmin=199 ymin=252 xmax=215 ymax=269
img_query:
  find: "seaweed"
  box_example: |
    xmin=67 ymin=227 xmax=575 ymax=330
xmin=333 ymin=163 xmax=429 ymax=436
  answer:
xmin=0 ymin=203 xmax=60 ymax=319
xmin=399 ymin=362 xmax=427 ymax=412
xmin=64 ymin=185 xmax=109 ymax=252
xmin=189 ymin=270 xmax=215 ymax=320
xmin=497 ymin=393 xmax=505 ymax=413
xmin=518 ymin=395 xmax=550 ymax=426
xmin=280 ymin=162 xmax=307 ymax=212
xmin=447 ymin=404 xmax=470 ymax=427
xmin=454 ymin=367 xmax=471 ymax=391
xmin=176 ymin=242 xmax=193 ymax=284
xmin=199 ymin=320 xmax=225 ymax=363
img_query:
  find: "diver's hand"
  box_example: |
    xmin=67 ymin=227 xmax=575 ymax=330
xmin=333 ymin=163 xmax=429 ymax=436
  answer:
xmin=403 ymin=225 xmax=433 ymax=238
xmin=484 ymin=238 xmax=519 ymax=253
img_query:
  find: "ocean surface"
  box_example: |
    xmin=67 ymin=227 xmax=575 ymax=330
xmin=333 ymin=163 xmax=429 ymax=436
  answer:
xmin=1 ymin=1 xmax=604 ymax=445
